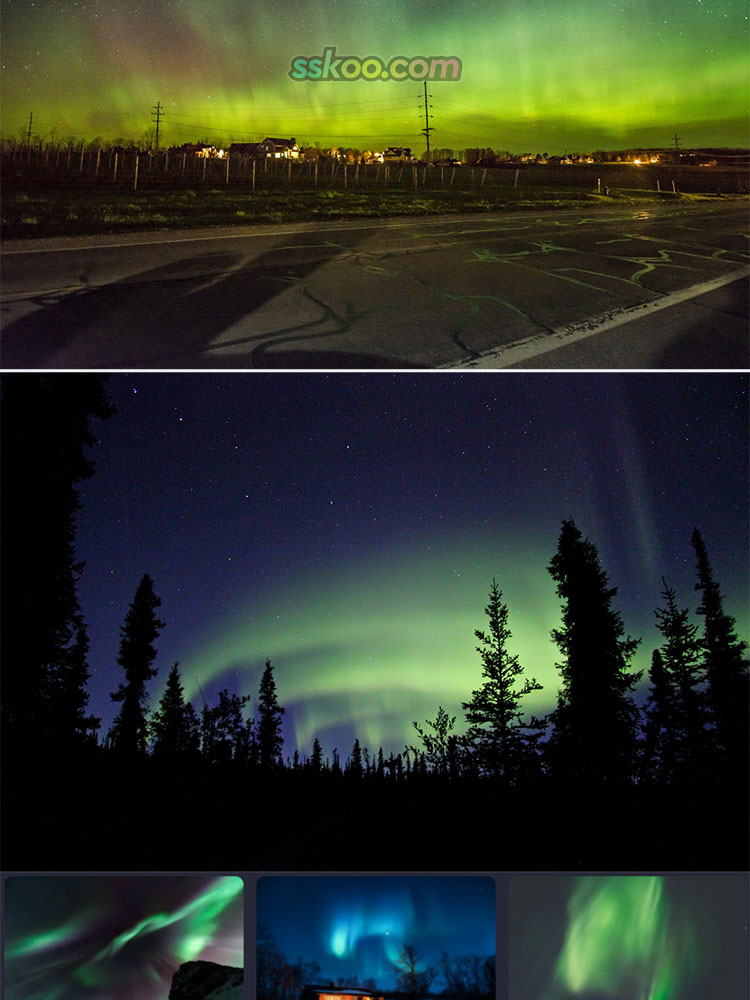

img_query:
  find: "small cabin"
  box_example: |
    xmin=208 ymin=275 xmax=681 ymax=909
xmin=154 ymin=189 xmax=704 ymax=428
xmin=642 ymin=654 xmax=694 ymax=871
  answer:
xmin=298 ymin=986 xmax=384 ymax=1000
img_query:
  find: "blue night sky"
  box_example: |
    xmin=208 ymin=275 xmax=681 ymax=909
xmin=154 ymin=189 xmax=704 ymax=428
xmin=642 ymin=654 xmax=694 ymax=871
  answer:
xmin=257 ymin=875 xmax=496 ymax=990
xmin=72 ymin=372 xmax=749 ymax=763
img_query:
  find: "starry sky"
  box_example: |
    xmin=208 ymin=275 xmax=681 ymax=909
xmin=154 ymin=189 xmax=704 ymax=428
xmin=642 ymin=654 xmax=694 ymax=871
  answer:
xmin=1 ymin=0 xmax=748 ymax=153
xmin=3 ymin=875 xmax=244 ymax=1000
xmin=509 ymin=875 xmax=749 ymax=1000
xmin=69 ymin=372 xmax=749 ymax=764
xmin=257 ymin=875 xmax=495 ymax=990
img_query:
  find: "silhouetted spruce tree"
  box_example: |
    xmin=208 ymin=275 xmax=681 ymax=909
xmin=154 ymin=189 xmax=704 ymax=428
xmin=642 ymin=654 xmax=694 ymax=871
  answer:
xmin=461 ymin=580 xmax=543 ymax=784
xmin=108 ymin=574 xmax=165 ymax=756
xmin=309 ymin=737 xmax=323 ymax=775
xmin=201 ymin=688 xmax=252 ymax=767
xmin=149 ymin=663 xmax=200 ymax=763
xmin=652 ymin=578 xmax=707 ymax=782
xmin=546 ymin=519 xmax=641 ymax=788
xmin=348 ymin=738 xmax=363 ymax=778
xmin=411 ymin=705 xmax=458 ymax=777
xmin=642 ymin=649 xmax=675 ymax=784
xmin=1 ymin=375 xmax=112 ymax=755
xmin=257 ymin=659 xmax=285 ymax=769
xmin=691 ymin=528 xmax=749 ymax=787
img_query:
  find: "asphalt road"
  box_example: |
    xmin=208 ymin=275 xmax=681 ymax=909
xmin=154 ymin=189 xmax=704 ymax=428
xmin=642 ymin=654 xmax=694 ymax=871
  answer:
xmin=1 ymin=201 xmax=748 ymax=369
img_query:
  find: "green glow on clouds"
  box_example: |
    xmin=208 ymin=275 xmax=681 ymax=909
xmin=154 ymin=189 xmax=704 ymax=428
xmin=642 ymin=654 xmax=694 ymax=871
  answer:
xmin=1 ymin=0 xmax=747 ymax=149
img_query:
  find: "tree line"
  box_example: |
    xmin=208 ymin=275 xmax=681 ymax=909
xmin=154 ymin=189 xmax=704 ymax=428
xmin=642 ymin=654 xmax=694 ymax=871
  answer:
xmin=2 ymin=375 xmax=747 ymax=797
xmin=1 ymin=375 xmax=747 ymax=873
xmin=257 ymin=926 xmax=494 ymax=1000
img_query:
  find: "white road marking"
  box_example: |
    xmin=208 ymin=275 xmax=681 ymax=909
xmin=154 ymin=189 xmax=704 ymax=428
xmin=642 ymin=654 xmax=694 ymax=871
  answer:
xmin=443 ymin=267 xmax=750 ymax=369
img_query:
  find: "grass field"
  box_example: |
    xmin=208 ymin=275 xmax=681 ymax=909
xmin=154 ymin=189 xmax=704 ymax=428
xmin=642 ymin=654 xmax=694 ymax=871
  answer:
xmin=2 ymin=182 xmax=741 ymax=240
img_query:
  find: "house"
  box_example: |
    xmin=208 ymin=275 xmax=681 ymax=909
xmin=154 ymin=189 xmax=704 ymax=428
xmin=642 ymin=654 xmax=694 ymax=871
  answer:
xmin=298 ymin=987 xmax=384 ymax=1000
xmin=382 ymin=147 xmax=414 ymax=163
xmin=170 ymin=142 xmax=222 ymax=158
xmin=228 ymin=142 xmax=262 ymax=157
xmin=259 ymin=136 xmax=300 ymax=159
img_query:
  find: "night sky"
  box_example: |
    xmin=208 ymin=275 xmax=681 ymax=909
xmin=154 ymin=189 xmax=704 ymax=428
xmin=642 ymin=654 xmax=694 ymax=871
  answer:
xmin=70 ymin=372 xmax=749 ymax=764
xmin=257 ymin=875 xmax=495 ymax=990
xmin=3 ymin=875 xmax=244 ymax=1000
xmin=1 ymin=0 xmax=748 ymax=152
xmin=509 ymin=875 xmax=749 ymax=1000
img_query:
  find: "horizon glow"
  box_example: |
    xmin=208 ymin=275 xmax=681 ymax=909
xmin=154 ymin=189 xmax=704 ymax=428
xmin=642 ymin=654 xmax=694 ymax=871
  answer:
xmin=1 ymin=1 xmax=748 ymax=152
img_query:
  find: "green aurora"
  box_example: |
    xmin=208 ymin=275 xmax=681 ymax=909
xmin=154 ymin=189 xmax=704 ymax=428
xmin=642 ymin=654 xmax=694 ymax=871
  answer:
xmin=554 ymin=877 xmax=698 ymax=1000
xmin=1 ymin=0 xmax=748 ymax=152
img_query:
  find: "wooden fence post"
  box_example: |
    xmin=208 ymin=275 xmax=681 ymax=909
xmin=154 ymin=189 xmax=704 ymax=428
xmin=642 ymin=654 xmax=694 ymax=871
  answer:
xmin=226 ymin=156 xmax=230 ymax=185
xmin=113 ymin=151 xmax=118 ymax=181
xmin=133 ymin=154 xmax=139 ymax=190
xmin=252 ymin=158 xmax=256 ymax=191
xmin=95 ymin=148 xmax=101 ymax=177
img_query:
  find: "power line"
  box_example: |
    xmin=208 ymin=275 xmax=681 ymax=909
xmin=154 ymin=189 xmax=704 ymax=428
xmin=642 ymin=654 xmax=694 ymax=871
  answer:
xmin=419 ymin=82 xmax=433 ymax=160
xmin=152 ymin=101 xmax=164 ymax=150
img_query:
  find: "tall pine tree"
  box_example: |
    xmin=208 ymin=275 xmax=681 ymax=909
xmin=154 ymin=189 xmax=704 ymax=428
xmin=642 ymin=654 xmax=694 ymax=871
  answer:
xmin=1 ymin=375 xmax=112 ymax=755
xmin=650 ymin=578 xmax=707 ymax=783
xmin=642 ymin=649 xmax=675 ymax=784
xmin=691 ymin=528 xmax=749 ymax=788
xmin=461 ymin=580 xmax=543 ymax=784
xmin=546 ymin=519 xmax=641 ymax=788
xmin=108 ymin=574 xmax=165 ymax=756
xmin=257 ymin=659 xmax=285 ymax=769
xmin=149 ymin=663 xmax=200 ymax=763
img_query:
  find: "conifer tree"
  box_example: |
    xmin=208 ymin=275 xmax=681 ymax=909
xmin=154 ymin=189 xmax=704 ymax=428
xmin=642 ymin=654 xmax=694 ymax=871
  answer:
xmin=642 ymin=649 xmax=675 ymax=784
xmin=310 ymin=737 xmax=323 ymax=775
xmin=652 ymin=578 xmax=707 ymax=781
xmin=150 ymin=663 xmax=200 ymax=762
xmin=691 ymin=529 xmax=749 ymax=786
xmin=108 ymin=574 xmax=165 ymax=755
xmin=348 ymin=738 xmax=364 ymax=778
xmin=411 ymin=706 xmax=458 ymax=777
xmin=1 ymin=375 xmax=112 ymax=754
xmin=257 ymin=659 xmax=285 ymax=769
xmin=546 ymin=519 xmax=641 ymax=788
xmin=461 ymin=580 xmax=543 ymax=783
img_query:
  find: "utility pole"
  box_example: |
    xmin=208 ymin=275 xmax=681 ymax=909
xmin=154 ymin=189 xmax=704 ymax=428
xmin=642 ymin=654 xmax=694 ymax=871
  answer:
xmin=419 ymin=81 xmax=434 ymax=164
xmin=26 ymin=110 xmax=33 ymax=148
xmin=672 ymin=132 xmax=681 ymax=162
xmin=152 ymin=101 xmax=164 ymax=150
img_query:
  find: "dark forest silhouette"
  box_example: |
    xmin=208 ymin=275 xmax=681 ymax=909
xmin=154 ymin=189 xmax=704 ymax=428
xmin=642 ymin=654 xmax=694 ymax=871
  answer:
xmin=257 ymin=925 xmax=495 ymax=1000
xmin=2 ymin=375 xmax=748 ymax=871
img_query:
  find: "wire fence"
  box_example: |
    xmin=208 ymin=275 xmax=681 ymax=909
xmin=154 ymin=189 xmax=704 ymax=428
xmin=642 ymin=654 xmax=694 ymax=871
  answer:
xmin=2 ymin=141 xmax=748 ymax=195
